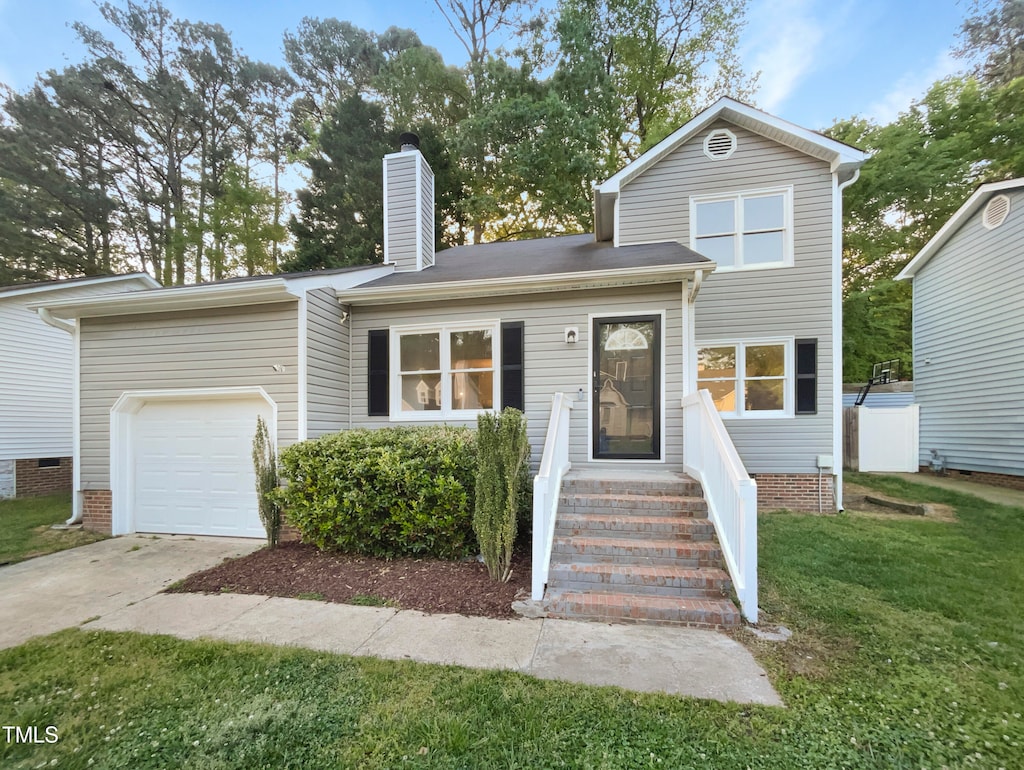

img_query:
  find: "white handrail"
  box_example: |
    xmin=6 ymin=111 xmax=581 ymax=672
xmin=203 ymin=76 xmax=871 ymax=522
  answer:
xmin=531 ymin=392 xmax=574 ymax=601
xmin=681 ymin=390 xmax=759 ymax=623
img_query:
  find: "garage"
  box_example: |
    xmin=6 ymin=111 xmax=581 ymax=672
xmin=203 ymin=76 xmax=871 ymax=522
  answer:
xmin=119 ymin=393 xmax=273 ymax=538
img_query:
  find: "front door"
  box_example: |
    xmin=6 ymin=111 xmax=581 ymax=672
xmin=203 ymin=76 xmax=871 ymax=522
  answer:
xmin=592 ymin=316 xmax=660 ymax=460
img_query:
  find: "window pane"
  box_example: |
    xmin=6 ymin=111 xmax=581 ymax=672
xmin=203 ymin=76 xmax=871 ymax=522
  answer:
xmin=400 ymin=333 xmax=439 ymax=372
xmin=746 ymin=345 xmax=785 ymax=376
xmin=695 ymin=200 xmax=734 ymax=236
xmin=401 ymin=373 xmax=442 ymax=411
xmin=745 ymin=379 xmax=784 ymax=411
xmin=695 ymin=235 xmax=736 ymax=267
xmin=451 ymin=372 xmax=493 ymax=410
xmin=698 ymin=380 xmax=737 ymax=413
xmin=743 ymin=231 xmax=784 ymax=264
xmin=450 ymin=329 xmax=492 ymax=369
xmin=697 ymin=346 xmax=736 ymax=378
xmin=744 ymin=194 xmax=784 ymax=231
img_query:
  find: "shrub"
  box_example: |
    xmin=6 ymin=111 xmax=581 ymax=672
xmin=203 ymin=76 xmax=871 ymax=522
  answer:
xmin=277 ymin=426 xmax=477 ymax=559
xmin=474 ymin=409 xmax=530 ymax=581
xmin=252 ymin=416 xmax=282 ymax=548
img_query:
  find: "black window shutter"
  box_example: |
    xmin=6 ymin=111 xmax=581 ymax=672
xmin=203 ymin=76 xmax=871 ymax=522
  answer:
xmin=795 ymin=338 xmax=817 ymax=415
xmin=368 ymin=330 xmax=389 ymax=416
xmin=501 ymin=322 xmax=524 ymax=411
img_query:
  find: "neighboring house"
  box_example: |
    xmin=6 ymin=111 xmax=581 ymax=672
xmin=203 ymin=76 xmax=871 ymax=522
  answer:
xmin=34 ymin=99 xmax=866 ymax=621
xmin=897 ymin=178 xmax=1024 ymax=487
xmin=0 ymin=274 xmax=158 ymax=500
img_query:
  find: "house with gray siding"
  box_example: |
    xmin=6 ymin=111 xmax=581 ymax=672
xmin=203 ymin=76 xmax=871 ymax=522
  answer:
xmin=0 ymin=274 xmax=158 ymax=501
xmin=34 ymin=98 xmax=866 ymax=625
xmin=897 ymin=178 xmax=1024 ymax=486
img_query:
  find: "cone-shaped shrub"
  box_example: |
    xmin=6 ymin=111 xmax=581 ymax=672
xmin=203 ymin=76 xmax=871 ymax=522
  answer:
xmin=252 ymin=416 xmax=282 ymax=548
xmin=474 ymin=408 xmax=530 ymax=581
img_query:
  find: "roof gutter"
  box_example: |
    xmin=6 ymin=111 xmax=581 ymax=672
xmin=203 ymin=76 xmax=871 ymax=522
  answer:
xmin=337 ymin=262 xmax=715 ymax=306
xmin=36 ymin=306 xmax=76 ymax=334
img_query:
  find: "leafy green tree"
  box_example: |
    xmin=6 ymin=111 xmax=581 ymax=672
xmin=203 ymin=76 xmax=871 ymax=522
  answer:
xmin=956 ymin=0 xmax=1024 ymax=86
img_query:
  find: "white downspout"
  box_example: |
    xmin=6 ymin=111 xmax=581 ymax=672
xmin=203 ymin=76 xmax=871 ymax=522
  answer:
xmin=36 ymin=308 xmax=82 ymax=525
xmin=833 ymin=168 xmax=861 ymax=511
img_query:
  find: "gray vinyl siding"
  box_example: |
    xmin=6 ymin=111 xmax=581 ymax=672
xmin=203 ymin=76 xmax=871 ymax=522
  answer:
xmin=420 ymin=161 xmax=435 ymax=268
xmin=306 ymin=288 xmax=349 ymax=438
xmin=618 ymin=121 xmax=836 ymax=473
xmin=384 ymin=152 xmax=419 ymax=271
xmin=348 ymin=285 xmax=685 ymax=470
xmin=79 ymin=302 xmax=299 ymax=487
xmin=912 ymin=188 xmax=1024 ymax=476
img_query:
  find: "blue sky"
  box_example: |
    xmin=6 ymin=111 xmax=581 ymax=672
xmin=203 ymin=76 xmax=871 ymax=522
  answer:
xmin=0 ymin=0 xmax=968 ymax=130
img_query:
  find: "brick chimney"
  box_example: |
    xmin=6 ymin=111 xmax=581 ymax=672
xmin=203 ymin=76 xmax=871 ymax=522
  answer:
xmin=382 ymin=132 xmax=434 ymax=271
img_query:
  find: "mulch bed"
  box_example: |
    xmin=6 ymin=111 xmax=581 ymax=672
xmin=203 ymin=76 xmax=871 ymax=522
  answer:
xmin=167 ymin=541 xmax=531 ymax=619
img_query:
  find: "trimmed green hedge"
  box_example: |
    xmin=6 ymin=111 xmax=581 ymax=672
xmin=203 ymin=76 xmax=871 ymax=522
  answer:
xmin=277 ymin=427 xmax=477 ymax=559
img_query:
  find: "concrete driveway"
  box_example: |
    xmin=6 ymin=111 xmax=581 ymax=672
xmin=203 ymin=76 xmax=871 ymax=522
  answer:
xmin=0 ymin=534 xmax=262 ymax=649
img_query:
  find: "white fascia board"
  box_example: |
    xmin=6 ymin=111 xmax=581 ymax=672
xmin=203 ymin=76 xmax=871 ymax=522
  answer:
xmin=597 ymin=97 xmax=868 ymax=195
xmin=337 ymin=263 xmax=715 ymax=306
xmin=279 ymin=265 xmax=392 ymax=293
xmin=897 ymin=177 xmax=1024 ymax=280
xmin=29 ymin=279 xmax=295 ymax=319
xmin=0 ymin=273 xmax=159 ymax=301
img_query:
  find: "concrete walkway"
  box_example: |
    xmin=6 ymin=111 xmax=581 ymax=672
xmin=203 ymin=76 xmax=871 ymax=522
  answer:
xmin=1 ymin=535 xmax=782 ymax=706
xmin=871 ymin=472 xmax=1024 ymax=509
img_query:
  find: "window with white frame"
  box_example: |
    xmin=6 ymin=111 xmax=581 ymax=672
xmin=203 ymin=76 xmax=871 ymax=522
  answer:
xmin=393 ymin=322 xmax=498 ymax=418
xmin=697 ymin=340 xmax=791 ymax=417
xmin=690 ymin=187 xmax=792 ymax=270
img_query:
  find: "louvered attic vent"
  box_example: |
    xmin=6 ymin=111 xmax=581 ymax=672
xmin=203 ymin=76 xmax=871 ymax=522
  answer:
xmin=982 ymin=194 xmax=1010 ymax=230
xmin=703 ymin=128 xmax=737 ymax=160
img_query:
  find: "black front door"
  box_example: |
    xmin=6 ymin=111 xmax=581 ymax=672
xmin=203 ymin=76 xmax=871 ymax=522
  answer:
xmin=592 ymin=316 xmax=660 ymax=460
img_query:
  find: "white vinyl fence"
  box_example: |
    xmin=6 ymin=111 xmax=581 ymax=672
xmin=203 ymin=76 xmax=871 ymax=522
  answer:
xmin=854 ymin=405 xmax=920 ymax=472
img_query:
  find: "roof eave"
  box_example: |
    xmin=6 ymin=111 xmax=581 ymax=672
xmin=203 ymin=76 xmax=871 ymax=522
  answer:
xmin=0 ymin=273 xmax=160 ymax=300
xmin=31 ymin=279 xmax=296 ymax=319
xmin=337 ymin=263 xmax=713 ymax=306
xmin=898 ymin=177 xmax=1024 ymax=280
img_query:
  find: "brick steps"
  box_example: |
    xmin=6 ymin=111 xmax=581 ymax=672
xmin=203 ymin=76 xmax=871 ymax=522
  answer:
xmin=542 ymin=471 xmax=741 ymax=628
xmin=544 ymin=591 xmax=741 ymax=628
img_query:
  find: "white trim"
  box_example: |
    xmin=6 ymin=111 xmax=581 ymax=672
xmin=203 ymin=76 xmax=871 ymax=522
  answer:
xmin=297 ymin=292 xmax=308 ymax=441
xmin=703 ymin=128 xmax=737 ymax=160
xmin=109 ymin=386 xmax=277 ymax=536
xmin=388 ymin=320 xmax=501 ymax=421
xmin=696 ymin=337 xmax=795 ymax=419
xmin=682 ymin=280 xmax=697 ymax=396
xmin=0 ymin=273 xmax=158 ymax=300
xmin=597 ymin=97 xmax=867 ymax=196
xmin=689 ymin=186 xmax=794 ymax=271
xmin=613 ymin=196 xmax=621 ymax=248
xmin=339 ymin=262 xmax=710 ymax=306
xmin=833 ymin=169 xmax=860 ymax=509
xmin=587 ymin=309 xmax=668 ymax=464
xmin=898 ymin=177 xmax=1024 ymax=279
xmin=382 ymin=155 xmax=391 ymax=265
xmin=71 ymin=323 xmax=82 ymax=524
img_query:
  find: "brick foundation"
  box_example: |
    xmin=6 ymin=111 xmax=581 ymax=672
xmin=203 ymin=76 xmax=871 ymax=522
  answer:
xmin=753 ymin=472 xmax=836 ymax=513
xmin=13 ymin=457 xmax=73 ymax=497
xmin=82 ymin=489 xmax=113 ymax=533
xmin=918 ymin=466 xmax=1024 ymax=492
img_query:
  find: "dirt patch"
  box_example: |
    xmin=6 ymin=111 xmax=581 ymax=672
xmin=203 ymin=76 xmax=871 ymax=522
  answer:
xmin=844 ymin=483 xmax=957 ymax=522
xmin=167 ymin=541 xmax=531 ymax=619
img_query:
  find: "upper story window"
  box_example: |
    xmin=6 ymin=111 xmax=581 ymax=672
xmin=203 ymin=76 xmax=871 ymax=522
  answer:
xmin=392 ymin=322 xmax=498 ymax=419
xmin=690 ymin=187 xmax=793 ymax=271
xmin=697 ymin=339 xmax=792 ymax=418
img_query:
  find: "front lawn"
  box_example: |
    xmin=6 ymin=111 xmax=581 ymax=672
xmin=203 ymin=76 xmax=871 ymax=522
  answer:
xmin=1 ymin=475 xmax=1021 ymax=768
xmin=0 ymin=494 xmax=105 ymax=565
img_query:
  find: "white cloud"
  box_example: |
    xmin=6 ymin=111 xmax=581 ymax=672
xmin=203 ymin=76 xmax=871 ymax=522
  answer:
xmin=743 ymin=0 xmax=827 ymax=112
xmin=866 ymin=49 xmax=961 ymax=124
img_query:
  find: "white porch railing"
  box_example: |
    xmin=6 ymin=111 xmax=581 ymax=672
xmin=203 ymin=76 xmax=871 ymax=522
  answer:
xmin=531 ymin=392 xmax=574 ymax=601
xmin=681 ymin=390 xmax=759 ymax=623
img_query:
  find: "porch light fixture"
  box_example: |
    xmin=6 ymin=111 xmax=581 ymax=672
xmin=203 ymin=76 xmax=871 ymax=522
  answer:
xmin=565 ymin=327 xmax=579 ymax=344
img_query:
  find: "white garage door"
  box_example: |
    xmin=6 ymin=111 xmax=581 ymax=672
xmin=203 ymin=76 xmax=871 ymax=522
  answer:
xmin=131 ymin=398 xmax=271 ymax=537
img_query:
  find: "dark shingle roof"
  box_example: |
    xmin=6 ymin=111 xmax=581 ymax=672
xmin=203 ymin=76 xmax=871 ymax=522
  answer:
xmin=363 ymin=234 xmax=709 ymax=288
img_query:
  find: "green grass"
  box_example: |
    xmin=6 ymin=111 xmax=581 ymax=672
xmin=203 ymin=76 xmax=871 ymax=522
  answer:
xmin=0 ymin=475 xmax=1021 ymax=768
xmin=0 ymin=493 xmax=105 ymax=565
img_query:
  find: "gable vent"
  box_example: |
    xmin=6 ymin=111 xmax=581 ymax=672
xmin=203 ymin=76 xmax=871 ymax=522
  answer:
xmin=982 ymin=194 xmax=1010 ymax=230
xmin=703 ymin=128 xmax=737 ymax=160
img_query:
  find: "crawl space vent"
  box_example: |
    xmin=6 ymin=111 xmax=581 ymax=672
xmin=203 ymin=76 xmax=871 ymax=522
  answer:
xmin=982 ymin=194 xmax=1010 ymax=230
xmin=703 ymin=129 xmax=737 ymax=160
